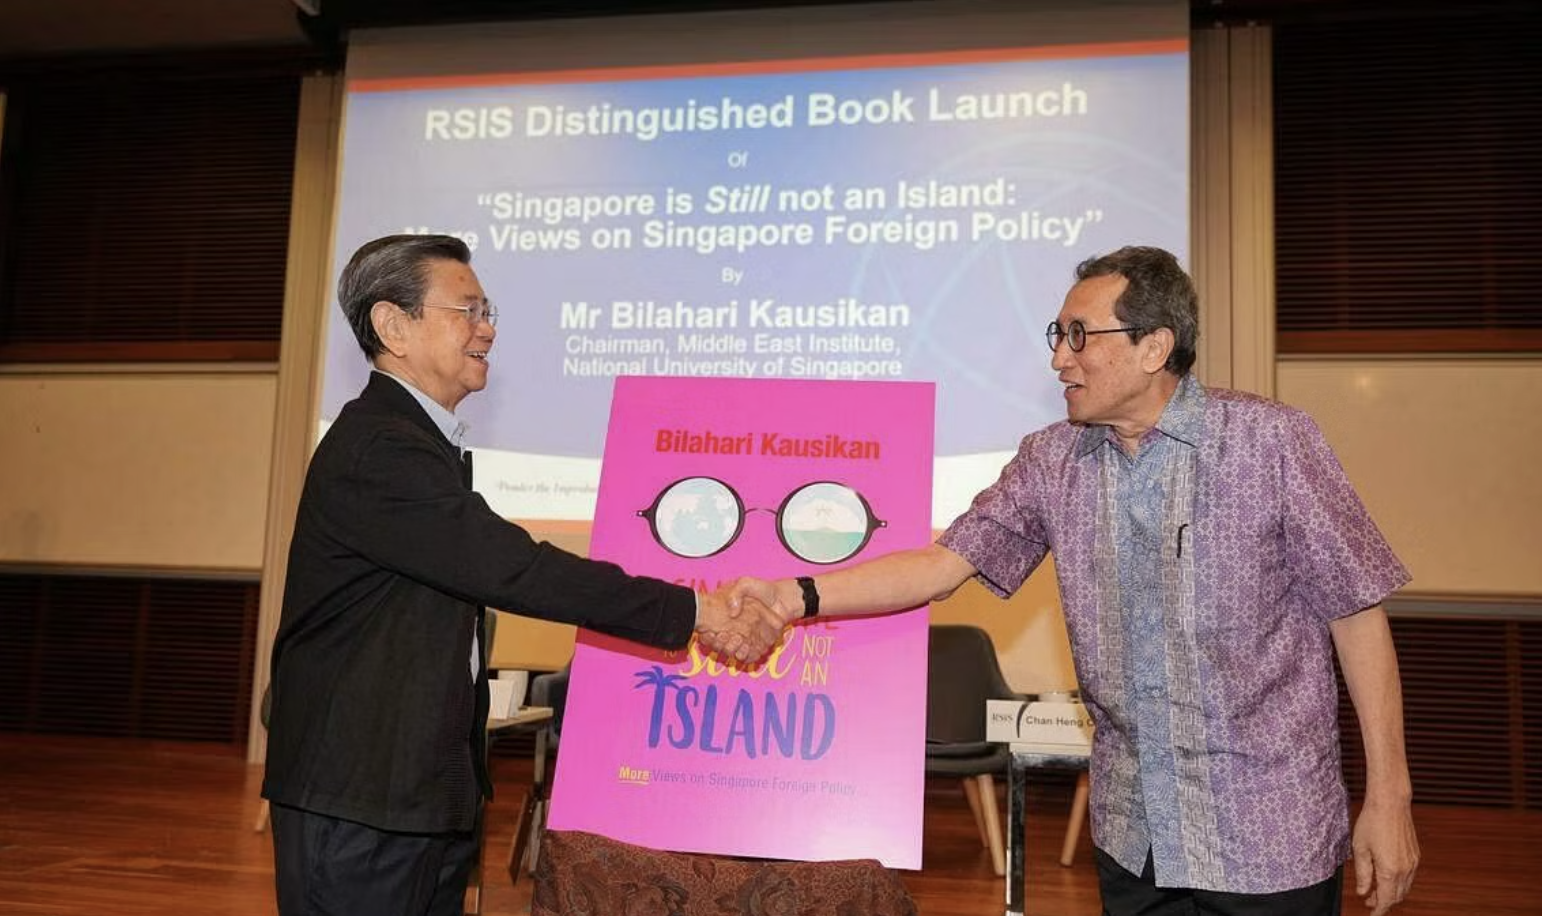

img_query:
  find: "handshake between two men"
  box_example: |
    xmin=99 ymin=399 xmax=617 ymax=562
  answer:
xmin=693 ymin=577 xmax=802 ymax=665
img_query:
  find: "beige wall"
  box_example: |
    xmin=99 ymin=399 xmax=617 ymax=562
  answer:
xmin=1278 ymin=359 xmax=1542 ymax=596
xmin=0 ymin=370 xmax=275 ymax=574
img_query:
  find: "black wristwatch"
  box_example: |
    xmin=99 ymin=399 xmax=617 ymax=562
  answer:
xmin=796 ymin=576 xmax=820 ymax=619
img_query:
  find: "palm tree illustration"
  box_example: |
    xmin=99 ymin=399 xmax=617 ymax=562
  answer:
xmin=634 ymin=665 xmax=689 ymax=745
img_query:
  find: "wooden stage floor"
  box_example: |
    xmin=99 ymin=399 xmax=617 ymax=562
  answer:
xmin=1 ymin=735 xmax=1538 ymax=916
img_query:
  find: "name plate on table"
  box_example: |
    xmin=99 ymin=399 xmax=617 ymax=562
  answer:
xmin=986 ymin=699 xmax=1092 ymax=755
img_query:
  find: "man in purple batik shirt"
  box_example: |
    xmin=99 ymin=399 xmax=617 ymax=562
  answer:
xmin=720 ymin=247 xmax=1419 ymax=916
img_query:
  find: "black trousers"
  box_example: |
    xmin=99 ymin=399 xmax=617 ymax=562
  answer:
xmin=271 ymin=803 xmax=480 ymax=916
xmin=1095 ymin=848 xmax=1344 ymax=916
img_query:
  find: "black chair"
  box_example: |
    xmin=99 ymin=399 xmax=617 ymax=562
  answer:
xmin=924 ymin=624 xmax=1024 ymax=877
xmin=528 ymin=666 xmax=569 ymax=744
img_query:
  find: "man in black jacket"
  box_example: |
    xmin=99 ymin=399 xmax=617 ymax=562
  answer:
xmin=263 ymin=234 xmax=776 ymax=916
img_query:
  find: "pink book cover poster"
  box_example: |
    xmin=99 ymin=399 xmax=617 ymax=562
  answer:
xmin=547 ymin=376 xmax=934 ymax=868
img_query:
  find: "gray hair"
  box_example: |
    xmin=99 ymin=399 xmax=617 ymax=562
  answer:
xmin=337 ymin=234 xmax=472 ymax=359
xmin=1074 ymin=246 xmax=1198 ymax=376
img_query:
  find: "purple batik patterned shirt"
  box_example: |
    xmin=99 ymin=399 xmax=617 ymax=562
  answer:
xmin=939 ymin=375 xmax=1410 ymax=893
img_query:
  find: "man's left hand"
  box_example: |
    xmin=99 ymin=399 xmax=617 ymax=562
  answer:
xmin=1351 ymin=795 xmax=1419 ymax=915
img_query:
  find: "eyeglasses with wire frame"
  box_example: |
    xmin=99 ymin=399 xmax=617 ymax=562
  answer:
xmin=1045 ymin=319 xmax=1148 ymax=353
xmin=422 ymin=302 xmax=498 ymax=327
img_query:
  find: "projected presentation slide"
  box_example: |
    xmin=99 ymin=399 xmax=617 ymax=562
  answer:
xmin=321 ymin=37 xmax=1188 ymax=528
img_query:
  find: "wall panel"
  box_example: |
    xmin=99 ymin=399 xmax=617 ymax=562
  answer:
xmin=0 ymin=371 xmax=275 ymax=573
xmin=1277 ymin=359 xmax=1542 ymax=595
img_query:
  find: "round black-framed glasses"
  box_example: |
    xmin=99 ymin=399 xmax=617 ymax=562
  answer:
xmin=1045 ymin=319 xmax=1148 ymax=353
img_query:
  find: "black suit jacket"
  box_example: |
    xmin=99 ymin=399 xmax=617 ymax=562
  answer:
xmin=263 ymin=373 xmax=695 ymax=833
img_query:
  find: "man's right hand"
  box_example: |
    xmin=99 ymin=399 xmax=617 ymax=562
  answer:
xmin=695 ymin=585 xmax=790 ymax=664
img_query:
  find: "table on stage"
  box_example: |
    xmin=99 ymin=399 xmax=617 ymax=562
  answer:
xmin=1005 ymin=745 xmax=1091 ymax=916
xmin=467 ymin=705 xmax=554 ymax=916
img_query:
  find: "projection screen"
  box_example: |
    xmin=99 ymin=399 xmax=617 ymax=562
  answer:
xmin=321 ymin=0 xmax=1190 ymax=532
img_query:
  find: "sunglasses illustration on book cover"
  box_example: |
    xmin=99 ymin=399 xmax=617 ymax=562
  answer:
xmin=637 ymin=477 xmax=886 ymax=565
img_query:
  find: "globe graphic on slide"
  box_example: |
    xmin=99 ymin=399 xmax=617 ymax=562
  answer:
xmin=653 ymin=478 xmax=741 ymax=558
